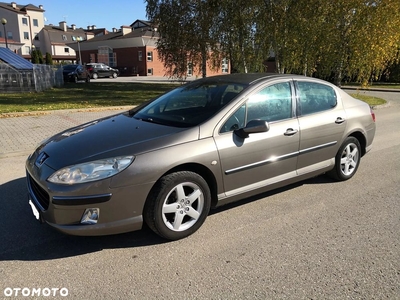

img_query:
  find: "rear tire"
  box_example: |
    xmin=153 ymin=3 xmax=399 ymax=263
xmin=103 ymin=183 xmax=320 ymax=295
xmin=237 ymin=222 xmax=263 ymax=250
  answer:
xmin=328 ymin=137 xmax=361 ymax=181
xmin=144 ymin=171 xmax=211 ymax=240
xmin=111 ymin=72 xmax=118 ymax=78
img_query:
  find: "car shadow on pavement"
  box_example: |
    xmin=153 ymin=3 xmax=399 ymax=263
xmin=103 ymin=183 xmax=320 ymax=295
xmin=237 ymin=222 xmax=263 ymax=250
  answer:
xmin=0 ymin=177 xmax=166 ymax=262
xmin=0 ymin=175 xmax=334 ymax=261
xmin=210 ymin=175 xmax=334 ymax=215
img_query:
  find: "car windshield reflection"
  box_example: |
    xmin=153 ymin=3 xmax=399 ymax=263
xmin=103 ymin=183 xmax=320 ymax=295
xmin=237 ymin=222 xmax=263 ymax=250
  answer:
xmin=133 ymin=81 xmax=246 ymax=127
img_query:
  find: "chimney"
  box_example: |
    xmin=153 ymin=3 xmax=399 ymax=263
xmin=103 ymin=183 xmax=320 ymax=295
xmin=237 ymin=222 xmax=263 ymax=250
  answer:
xmin=86 ymin=32 xmax=94 ymax=40
xmin=59 ymin=21 xmax=67 ymax=32
xmin=11 ymin=2 xmax=17 ymax=8
xmin=71 ymin=24 xmax=76 ymax=30
xmin=92 ymin=25 xmax=96 ymax=29
xmin=39 ymin=5 xmax=43 ymax=9
xmin=121 ymin=25 xmax=131 ymax=35
xmin=112 ymin=27 xmax=117 ymax=33
xmin=87 ymin=25 xmax=93 ymax=30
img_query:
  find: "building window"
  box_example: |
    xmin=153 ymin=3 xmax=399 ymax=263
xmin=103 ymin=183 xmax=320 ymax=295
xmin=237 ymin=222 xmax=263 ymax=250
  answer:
xmin=7 ymin=31 xmax=12 ymax=39
xmin=187 ymin=62 xmax=193 ymax=76
xmin=62 ymin=35 xmax=67 ymax=41
xmin=138 ymin=51 xmax=142 ymax=61
xmin=33 ymin=19 xmax=38 ymax=27
xmin=98 ymin=46 xmax=117 ymax=67
xmin=24 ymin=32 xmax=29 ymax=40
xmin=147 ymin=68 xmax=153 ymax=75
xmin=64 ymin=48 xmax=69 ymax=53
xmin=147 ymin=51 xmax=153 ymax=61
xmin=222 ymin=58 xmax=229 ymax=73
xmin=34 ymin=33 xmax=39 ymax=40
xmin=25 ymin=46 xmax=30 ymax=54
xmin=22 ymin=18 xmax=28 ymax=26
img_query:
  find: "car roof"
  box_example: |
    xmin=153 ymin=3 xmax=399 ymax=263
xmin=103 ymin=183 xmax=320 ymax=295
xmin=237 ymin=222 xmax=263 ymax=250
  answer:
xmin=196 ymin=73 xmax=296 ymax=86
xmin=194 ymin=73 xmax=337 ymax=89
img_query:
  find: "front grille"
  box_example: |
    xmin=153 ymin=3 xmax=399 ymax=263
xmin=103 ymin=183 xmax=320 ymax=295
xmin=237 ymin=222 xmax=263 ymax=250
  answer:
xmin=28 ymin=174 xmax=50 ymax=210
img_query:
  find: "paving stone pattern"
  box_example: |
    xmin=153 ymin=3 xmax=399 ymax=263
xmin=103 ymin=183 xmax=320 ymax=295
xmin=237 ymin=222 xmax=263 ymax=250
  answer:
xmin=0 ymin=108 xmax=128 ymax=158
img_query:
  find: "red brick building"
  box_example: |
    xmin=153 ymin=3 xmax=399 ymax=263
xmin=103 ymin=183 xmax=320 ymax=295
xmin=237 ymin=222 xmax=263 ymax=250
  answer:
xmin=70 ymin=20 xmax=229 ymax=77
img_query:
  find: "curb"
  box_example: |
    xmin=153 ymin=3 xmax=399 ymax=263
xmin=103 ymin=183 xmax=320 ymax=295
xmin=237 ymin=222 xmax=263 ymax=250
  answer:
xmin=342 ymin=86 xmax=400 ymax=93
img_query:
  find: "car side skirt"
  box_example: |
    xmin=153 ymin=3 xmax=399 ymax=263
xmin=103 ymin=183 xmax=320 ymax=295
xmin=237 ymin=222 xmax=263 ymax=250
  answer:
xmin=216 ymin=158 xmax=334 ymax=207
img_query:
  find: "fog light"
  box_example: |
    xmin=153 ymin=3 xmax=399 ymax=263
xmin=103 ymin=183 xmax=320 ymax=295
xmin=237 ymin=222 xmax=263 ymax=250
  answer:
xmin=81 ymin=208 xmax=99 ymax=224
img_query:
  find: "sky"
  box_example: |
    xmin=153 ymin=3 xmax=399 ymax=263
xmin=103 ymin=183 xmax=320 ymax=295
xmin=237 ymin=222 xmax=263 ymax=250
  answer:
xmin=36 ymin=0 xmax=148 ymax=31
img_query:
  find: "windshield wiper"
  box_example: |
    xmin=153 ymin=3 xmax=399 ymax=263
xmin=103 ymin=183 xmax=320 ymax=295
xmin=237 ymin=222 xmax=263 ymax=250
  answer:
xmin=137 ymin=117 xmax=165 ymax=125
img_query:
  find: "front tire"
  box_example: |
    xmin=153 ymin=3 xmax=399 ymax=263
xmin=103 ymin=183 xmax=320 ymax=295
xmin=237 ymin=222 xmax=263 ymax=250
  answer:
xmin=144 ymin=171 xmax=211 ymax=240
xmin=328 ymin=137 xmax=361 ymax=181
xmin=111 ymin=72 xmax=118 ymax=78
xmin=92 ymin=73 xmax=98 ymax=79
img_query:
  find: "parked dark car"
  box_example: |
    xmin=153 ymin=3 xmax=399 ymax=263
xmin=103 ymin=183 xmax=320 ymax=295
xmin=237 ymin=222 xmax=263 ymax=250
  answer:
xmin=86 ymin=63 xmax=120 ymax=79
xmin=62 ymin=64 xmax=90 ymax=83
xmin=26 ymin=74 xmax=376 ymax=240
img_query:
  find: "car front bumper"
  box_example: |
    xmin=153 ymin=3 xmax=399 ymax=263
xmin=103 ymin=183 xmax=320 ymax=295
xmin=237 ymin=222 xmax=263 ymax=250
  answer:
xmin=25 ymin=160 xmax=152 ymax=236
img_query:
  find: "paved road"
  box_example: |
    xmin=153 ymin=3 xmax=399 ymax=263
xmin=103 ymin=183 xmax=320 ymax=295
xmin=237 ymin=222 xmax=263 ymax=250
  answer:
xmin=0 ymin=90 xmax=399 ymax=299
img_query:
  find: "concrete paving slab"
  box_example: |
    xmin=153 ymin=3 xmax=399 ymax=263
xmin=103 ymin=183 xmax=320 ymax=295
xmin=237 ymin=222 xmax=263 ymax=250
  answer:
xmin=0 ymin=107 xmax=130 ymax=159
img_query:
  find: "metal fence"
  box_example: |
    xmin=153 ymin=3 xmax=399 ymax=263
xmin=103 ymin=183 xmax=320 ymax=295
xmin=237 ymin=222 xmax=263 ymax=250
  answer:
xmin=0 ymin=64 xmax=64 ymax=93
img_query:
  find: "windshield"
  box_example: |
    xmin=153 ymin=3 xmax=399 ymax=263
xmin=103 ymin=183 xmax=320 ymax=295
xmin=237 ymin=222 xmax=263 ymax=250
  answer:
xmin=133 ymin=81 xmax=246 ymax=127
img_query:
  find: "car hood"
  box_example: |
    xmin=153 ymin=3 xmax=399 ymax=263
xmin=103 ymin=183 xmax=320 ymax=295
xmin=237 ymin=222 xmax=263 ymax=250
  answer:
xmin=36 ymin=112 xmax=198 ymax=170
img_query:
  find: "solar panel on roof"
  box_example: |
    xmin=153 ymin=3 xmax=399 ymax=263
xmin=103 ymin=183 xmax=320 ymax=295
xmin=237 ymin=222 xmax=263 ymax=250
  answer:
xmin=0 ymin=48 xmax=33 ymax=70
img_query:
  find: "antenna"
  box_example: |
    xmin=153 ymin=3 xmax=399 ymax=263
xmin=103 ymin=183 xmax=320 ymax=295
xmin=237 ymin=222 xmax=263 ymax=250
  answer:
xmin=63 ymin=15 xmax=68 ymax=22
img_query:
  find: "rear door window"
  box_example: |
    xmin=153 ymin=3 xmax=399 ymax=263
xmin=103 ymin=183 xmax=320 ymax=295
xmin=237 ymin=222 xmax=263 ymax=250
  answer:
xmin=296 ymin=81 xmax=337 ymax=115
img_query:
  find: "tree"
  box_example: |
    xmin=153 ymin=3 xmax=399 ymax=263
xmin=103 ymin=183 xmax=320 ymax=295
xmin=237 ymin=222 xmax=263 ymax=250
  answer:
xmin=213 ymin=0 xmax=262 ymax=73
xmin=31 ymin=49 xmax=44 ymax=64
xmin=31 ymin=49 xmax=39 ymax=64
xmin=45 ymin=52 xmax=53 ymax=65
xmin=146 ymin=0 xmax=220 ymax=78
xmin=145 ymin=0 xmax=400 ymax=84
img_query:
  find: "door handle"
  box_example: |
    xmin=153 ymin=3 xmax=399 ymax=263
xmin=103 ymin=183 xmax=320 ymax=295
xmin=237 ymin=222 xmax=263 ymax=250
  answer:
xmin=335 ymin=117 xmax=346 ymax=124
xmin=284 ymin=128 xmax=298 ymax=136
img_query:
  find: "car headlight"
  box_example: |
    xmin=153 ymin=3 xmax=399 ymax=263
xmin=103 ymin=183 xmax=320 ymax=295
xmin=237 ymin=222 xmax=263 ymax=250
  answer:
xmin=48 ymin=156 xmax=134 ymax=185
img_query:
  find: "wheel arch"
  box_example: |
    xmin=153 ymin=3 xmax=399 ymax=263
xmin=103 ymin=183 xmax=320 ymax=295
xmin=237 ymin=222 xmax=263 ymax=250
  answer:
xmin=155 ymin=163 xmax=219 ymax=208
xmin=347 ymin=131 xmax=367 ymax=156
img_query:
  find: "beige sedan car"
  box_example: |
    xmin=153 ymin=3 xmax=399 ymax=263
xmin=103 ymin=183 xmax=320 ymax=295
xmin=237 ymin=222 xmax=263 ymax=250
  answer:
xmin=26 ymin=74 xmax=376 ymax=240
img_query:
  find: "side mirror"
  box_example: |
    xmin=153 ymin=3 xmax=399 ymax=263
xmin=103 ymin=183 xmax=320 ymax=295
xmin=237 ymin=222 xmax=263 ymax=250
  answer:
xmin=234 ymin=119 xmax=270 ymax=139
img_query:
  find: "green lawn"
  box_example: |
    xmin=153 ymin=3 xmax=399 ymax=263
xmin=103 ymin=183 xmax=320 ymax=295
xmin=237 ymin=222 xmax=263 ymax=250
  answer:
xmin=0 ymin=82 xmax=177 ymax=114
xmin=0 ymin=81 xmax=387 ymax=115
xmin=349 ymin=93 xmax=387 ymax=106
